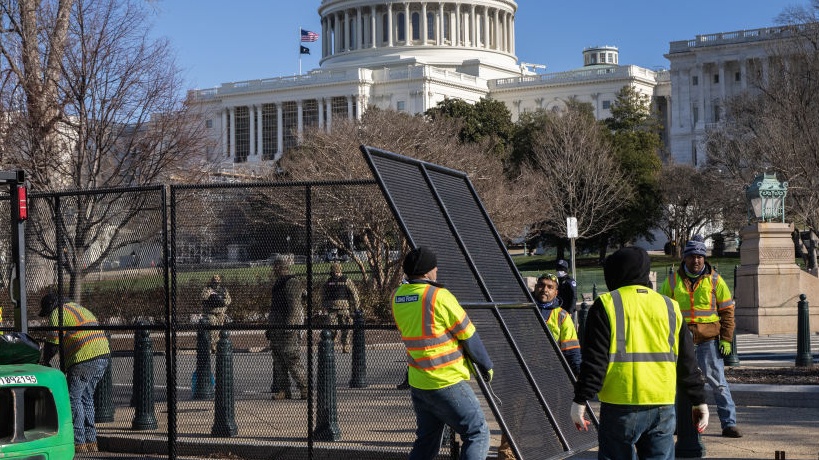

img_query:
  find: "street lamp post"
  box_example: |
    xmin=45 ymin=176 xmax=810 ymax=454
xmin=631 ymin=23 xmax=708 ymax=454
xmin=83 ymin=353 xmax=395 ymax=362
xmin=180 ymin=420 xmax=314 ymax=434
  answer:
xmin=744 ymin=172 xmax=787 ymax=224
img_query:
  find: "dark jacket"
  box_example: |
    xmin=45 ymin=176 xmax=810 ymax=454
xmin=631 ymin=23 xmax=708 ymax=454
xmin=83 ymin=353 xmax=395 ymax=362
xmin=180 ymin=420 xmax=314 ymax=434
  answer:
xmin=574 ymin=247 xmax=706 ymax=405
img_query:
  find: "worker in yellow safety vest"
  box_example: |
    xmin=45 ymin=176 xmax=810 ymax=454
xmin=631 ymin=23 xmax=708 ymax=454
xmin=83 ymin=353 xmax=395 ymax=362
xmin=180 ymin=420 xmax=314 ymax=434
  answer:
xmin=40 ymin=293 xmax=111 ymax=454
xmin=659 ymin=235 xmax=742 ymax=438
xmin=392 ymin=247 xmax=493 ymax=460
xmin=572 ymin=247 xmax=708 ymax=459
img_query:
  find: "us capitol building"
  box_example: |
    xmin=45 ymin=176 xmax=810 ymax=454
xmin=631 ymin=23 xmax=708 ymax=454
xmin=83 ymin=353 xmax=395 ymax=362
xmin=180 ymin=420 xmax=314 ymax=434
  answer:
xmin=188 ymin=0 xmax=794 ymax=176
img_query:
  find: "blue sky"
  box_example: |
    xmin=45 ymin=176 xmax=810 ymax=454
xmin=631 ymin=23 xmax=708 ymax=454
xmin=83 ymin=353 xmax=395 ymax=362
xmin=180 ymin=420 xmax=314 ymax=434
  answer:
xmin=151 ymin=1 xmax=797 ymax=90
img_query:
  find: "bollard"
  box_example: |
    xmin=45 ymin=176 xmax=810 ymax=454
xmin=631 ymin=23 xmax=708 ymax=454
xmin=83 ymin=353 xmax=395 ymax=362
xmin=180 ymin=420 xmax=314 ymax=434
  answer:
xmin=94 ymin=357 xmax=115 ymax=423
xmin=577 ymin=302 xmax=589 ymax=347
xmin=674 ymin=387 xmax=705 ymax=458
xmin=211 ymin=330 xmax=238 ymax=437
xmin=796 ymin=294 xmax=814 ymax=367
xmin=349 ymin=309 xmax=367 ymax=388
xmin=132 ymin=328 xmax=158 ymax=430
xmin=315 ymin=329 xmax=341 ymax=441
xmin=192 ymin=318 xmax=215 ymax=400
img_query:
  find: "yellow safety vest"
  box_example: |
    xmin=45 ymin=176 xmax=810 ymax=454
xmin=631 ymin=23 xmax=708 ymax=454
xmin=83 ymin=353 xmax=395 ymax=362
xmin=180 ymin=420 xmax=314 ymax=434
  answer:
xmin=392 ymin=283 xmax=475 ymax=390
xmin=597 ymin=286 xmax=681 ymax=405
xmin=46 ymin=302 xmax=110 ymax=368
xmin=544 ymin=308 xmax=579 ymax=352
xmin=661 ymin=269 xmax=734 ymax=324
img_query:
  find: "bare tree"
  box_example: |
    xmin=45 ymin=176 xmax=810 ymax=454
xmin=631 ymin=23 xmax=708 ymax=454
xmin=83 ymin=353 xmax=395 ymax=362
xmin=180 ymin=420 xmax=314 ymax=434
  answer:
xmin=259 ymin=108 xmax=532 ymax=317
xmin=705 ymin=4 xmax=819 ymax=237
xmin=2 ymin=0 xmax=211 ymax=301
xmin=656 ymin=163 xmax=730 ymax=257
xmin=518 ymin=101 xmax=631 ymax=242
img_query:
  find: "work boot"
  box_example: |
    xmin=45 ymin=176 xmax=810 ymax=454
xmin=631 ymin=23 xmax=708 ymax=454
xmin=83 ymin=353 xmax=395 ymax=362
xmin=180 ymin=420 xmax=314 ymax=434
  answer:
xmin=722 ymin=426 xmax=743 ymax=438
xmin=272 ymin=391 xmax=288 ymax=400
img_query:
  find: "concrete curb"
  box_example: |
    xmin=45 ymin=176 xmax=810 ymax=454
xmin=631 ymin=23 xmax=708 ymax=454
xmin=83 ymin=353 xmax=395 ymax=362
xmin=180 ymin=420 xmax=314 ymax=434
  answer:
xmin=722 ymin=383 xmax=819 ymax=408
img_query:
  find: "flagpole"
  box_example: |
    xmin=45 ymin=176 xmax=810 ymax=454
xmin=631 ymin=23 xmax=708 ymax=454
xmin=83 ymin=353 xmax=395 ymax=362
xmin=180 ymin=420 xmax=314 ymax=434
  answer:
xmin=298 ymin=26 xmax=302 ymax=75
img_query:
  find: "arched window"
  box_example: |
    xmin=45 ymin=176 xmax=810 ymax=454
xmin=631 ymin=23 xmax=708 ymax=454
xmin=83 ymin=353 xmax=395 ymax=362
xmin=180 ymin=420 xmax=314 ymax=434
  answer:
xmin=411 ymin=12 xmax=420 ymax=41
xmin=382 ymin=13 xmax=389 ymax=43
xmin=397 ymin=12 xmax=405 ymax=42
xmin=443 ymin=12 xmax=450 ymax=42
xmin=427 ymin=12 xmax=435 ymax=40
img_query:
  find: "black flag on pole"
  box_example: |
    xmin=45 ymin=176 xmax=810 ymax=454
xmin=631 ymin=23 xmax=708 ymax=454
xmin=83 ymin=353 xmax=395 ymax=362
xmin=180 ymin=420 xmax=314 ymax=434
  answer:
xmin=300 ymin=45 xmax=310 ymax=55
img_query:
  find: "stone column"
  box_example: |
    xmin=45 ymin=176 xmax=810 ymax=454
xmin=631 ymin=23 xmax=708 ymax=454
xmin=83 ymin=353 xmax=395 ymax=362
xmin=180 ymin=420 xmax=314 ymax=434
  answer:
xmin=257 ymin=105 xmax=264 ymax=157
xmin=356 ymin=8 xmax=362 ymax=50
xmin=326 ymin=98 xmax=333 ymax=131
xmin=421 ymin=3 xmax=428 ymax=44
xmin=437 ymin=3 xmax=444 ymax=45
xmin=735 ymin=222 xmax=819 ymax=334
xmin=221 ymin=108 xmax=228 ymax=157
xmin=318 ymin=98 xmax=325 ymax=129
xmin=387 ymin=3 xmax=394 ymax=47
xmin=696 ymin=64 xmax=705 ymax=128
xmin=228 ymin=107 xmax=235 ymax=159
xmin=740 ymin=58 xmax=748 ymax=90
xmin=297 ymin=99 xmax=304 ymax=141
xmin=494 ymin=8 xmax=500 ymax=50
xmin=404 ymin=3 xmax=411 ymax=45
xmin=455 ymin=4 xmax=461 ymax=46
xmin=469 ymin=4 xmax=476 ymax=47
xmin=371 ymin=7 xmax=377 ymax=48
xmin=346 ymin=95 xmax=353 ymax=120
xmin=276 ymin=103 xmax=283 ymax=155
xmin=248 ymin=105 xmax=255 ymax=156
xmin=718 ymin=60 xmax=726 ymax=114
xmin=483 ymin=7 xmax=489 ymax=48
xmin=509 ymin=13 xmax=515 ymax=55
xmin=344 ymin=10 xmax=350 ymax=51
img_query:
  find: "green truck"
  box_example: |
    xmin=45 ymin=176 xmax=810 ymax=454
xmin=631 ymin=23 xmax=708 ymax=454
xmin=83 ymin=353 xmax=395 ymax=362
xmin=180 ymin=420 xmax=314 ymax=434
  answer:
xmin=0 ymin=363 xmax=74 ymax=459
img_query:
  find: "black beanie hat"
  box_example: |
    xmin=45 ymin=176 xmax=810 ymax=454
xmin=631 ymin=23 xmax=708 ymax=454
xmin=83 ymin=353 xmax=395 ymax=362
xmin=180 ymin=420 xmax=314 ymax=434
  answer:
xmin=604 ymin=246 xmax=651 ymax=291
xmin=39 ymin=292 xmax=60 ymax=317
xmin=403 ymin=246 xmax=437 ymax=276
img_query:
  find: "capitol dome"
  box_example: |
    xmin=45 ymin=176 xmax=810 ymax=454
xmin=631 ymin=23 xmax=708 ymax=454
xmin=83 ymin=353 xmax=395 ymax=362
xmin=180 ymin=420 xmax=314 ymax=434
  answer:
xmin=317 ymin=0 xmax=520 ymax=78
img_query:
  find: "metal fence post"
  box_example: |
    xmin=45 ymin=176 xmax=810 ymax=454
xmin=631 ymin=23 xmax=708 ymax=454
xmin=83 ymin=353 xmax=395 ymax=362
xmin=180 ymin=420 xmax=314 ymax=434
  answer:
xmin=132 ymin=328 xmax=158 ymax=430
xmin=796 ymin=294 xmax=814 ymax=367
xmin=192 ymin=317 xmax=214 ymax=400
xmin=212 ymin=330 xmax=238 ymax=437
xmin=349 ymin=309 xmax=367 ymax=388
xmin=577 ymin=301 xmax=589 ymax=347
xmin=315 ymin=329 xmax=341 ymax=441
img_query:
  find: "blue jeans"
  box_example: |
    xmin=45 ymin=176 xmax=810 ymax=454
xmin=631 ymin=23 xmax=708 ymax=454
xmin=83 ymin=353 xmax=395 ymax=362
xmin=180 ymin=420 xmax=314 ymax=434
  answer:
xmin=67 ymin=356 xmax=110 ymax=444
xmin=408 ymin=380 xmax=489 ymax=460
xmin=598 ymin=403 xmax=675 ymax=460
xmin=695 ymin=339 xmax=737 ymax=429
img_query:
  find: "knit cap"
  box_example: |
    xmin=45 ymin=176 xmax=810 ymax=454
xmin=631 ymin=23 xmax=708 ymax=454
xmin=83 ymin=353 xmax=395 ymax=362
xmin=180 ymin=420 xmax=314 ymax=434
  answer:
xmin=683 ymin=235 xmax=707 ymax=257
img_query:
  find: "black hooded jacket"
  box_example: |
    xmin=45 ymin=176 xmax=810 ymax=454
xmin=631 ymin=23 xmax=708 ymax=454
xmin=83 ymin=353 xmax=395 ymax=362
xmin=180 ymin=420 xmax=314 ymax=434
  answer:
xmin=574 ymin=247 xmax=706 ymax=405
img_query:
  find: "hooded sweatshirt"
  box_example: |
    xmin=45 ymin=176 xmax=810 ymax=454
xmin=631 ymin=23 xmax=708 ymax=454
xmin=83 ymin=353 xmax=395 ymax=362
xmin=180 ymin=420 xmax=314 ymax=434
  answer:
xmin=574 ymin=247 xmax=706 ymax=405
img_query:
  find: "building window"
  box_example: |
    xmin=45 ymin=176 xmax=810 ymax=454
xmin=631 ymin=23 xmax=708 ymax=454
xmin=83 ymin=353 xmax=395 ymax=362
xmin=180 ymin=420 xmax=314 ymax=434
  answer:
xmin=443 ymin=13 xmax=450 ymax=42
xmin=735 ymin=71 xmax=741 ymax=82
xmin=397 ymin=13 xmax=405 ymax=41
xmin=693 ymin=106 xmax=699 ymax=125
xmin=411 ymin=12 xmax=420 ymax=40
xmin=206 ymin=119 xmax=213 ymax=129
xmin=382 ymin=14 xmax=389 ymax=43
xmin=234 ymin=106 xmax=249 ymax=163
xmin=348 ymin=18 xmax=356 ymax=49
xmin=713 ymin=74 xmax=719 ymax=84
xmin=282 ymin=101 xmax=298 ymax=153
xmin=692 ymin=75 xmax=698 ymax=86
xmin=396 ymin=100 xmax=406 ymax=111
xmin=331 ymin=96 xmax=348 ymax=119
xmin=427 ymin=12 xmax=435 ymax=40
xmin=261 ymin=103 xmax=277 ymax=160
xmin=602 ymin=100 xmax=611 ymax=110
xmin=303 ymin=99 xmax=319 ymax=129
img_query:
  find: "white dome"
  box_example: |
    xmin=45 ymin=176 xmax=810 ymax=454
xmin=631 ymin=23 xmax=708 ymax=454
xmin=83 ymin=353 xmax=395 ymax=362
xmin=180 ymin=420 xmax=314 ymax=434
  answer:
xmin=317 ymin=0 xmax=519 ymax=74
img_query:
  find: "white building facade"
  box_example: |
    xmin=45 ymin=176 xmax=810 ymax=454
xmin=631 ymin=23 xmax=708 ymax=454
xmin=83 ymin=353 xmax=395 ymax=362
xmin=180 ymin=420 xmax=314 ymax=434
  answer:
xmin=189 ymin=0 xmax=672 ymax=176
xmin=664 ymin=26 xmax=795 ymax=166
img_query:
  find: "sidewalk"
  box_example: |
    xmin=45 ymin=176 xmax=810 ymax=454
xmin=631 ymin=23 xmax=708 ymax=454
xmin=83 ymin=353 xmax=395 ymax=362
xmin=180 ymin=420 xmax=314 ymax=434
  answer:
xmin=94 ymin=333 xmax=819 ymax=460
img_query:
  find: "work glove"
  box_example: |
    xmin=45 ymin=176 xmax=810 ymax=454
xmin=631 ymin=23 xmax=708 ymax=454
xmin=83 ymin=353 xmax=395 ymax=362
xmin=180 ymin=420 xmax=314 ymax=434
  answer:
xmin=570 ymin=402 xmax=590 ymax=431
xmin=481 ymin=368 xmax=494 ymax=383
xmin=719 ymin=339 xmax=732 ymax=357
xmin=692 ymin=403 xmax=709 ymax=433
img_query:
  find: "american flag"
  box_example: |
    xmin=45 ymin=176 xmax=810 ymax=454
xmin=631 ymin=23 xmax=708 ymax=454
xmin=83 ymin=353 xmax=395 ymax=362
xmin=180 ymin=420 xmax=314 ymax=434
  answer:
xmin=301 ymin=29 xmax=319 ymax=42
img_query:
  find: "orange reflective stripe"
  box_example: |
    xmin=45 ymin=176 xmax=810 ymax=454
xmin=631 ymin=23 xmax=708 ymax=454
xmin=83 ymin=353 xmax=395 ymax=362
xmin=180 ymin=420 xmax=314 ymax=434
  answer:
xmin=407 ymin=348 xmax=464 ymax=370
xmin=560 ymin=339 xmax=580 ymax=351
xmin=402 ymin=334 xmax=457 ymax=350
xmin=63 ymin=332 xmax=108 ymax=356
